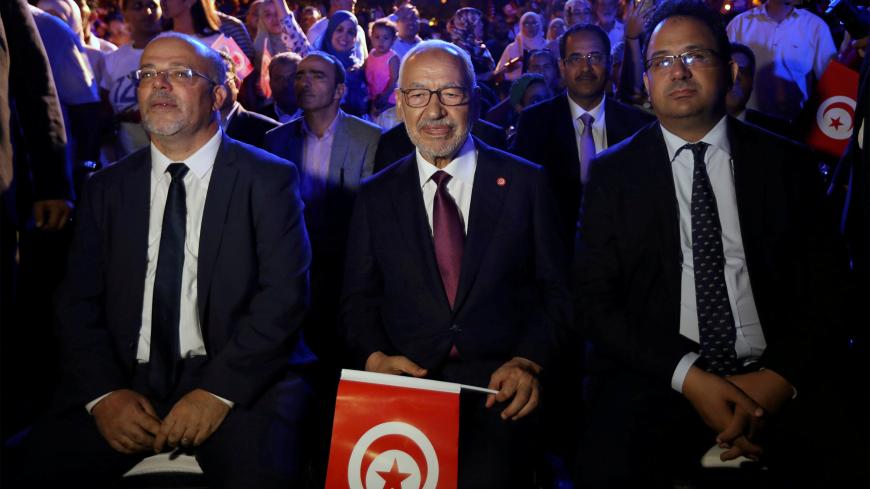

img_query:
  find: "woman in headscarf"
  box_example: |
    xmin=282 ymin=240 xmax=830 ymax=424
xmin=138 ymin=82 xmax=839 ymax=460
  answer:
xmin=495 ymin=11 xmax=547 ymax=81
xmin=447 ymin=7 xmax=495 ymax=79
xmin=319 ymin=10 xmax=367 ymax=116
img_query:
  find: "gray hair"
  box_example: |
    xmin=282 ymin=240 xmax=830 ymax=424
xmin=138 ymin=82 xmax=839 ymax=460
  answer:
xmin=399 ymin=39 xmax=477 ymax=90
xmin=149 ymin=32 xmax=228 ymax=86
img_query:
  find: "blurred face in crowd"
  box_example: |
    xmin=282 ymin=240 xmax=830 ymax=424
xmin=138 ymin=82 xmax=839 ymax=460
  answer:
xmin=138 ymin=36 xmax=226 ymax=141
xmin=564 ymin=0 xmax=594 ymax=27
xmin=528 ymin=51 xmax=559 ymax=90
xmin=294 ymin=55 xmax=344 ymax=114
xmin=221 ymin=61 xmax=239 ymax=111
xmin=108 ymin=18 xmax=132 ymax=45
xmin=643 ymin=16 xmax=735 ymax=130
xmin=547 ymin=18 xmax=566 ymax=41
xmin=519 ymin=80 xmax=551 ymax=110
xmin=560 ymin=30 xmax=610 ymax=108
xmin=596 ymin=0 xmax=620 ymax=28
xmin=245 ymin=1 xmax=261 ymax=37
xmin=370 ymin=25 xmax=396 ymax=55
xmin=521 ymin=14 xmax=542 ymax=38
xmin=270 ymin=59 xmax=300 ymax=112
xmin=160 ymin=0 xmax=192 ymax=21
xmin=397 ymin=47 xmax=476 ymax=166
xmin=301 ymin=6 xmax=322 ymax=33
xmin=261 ymin=2 xmax=282 ymax=35
xmin=331 ymin=19 xmax=357 ymax=53
xmin=726 ymin=50 xmax=753 ymax=115
xmin=396 ymin=10 xmax=420 ymax=40
xmin=123 ymin=0 xmax=162 ymax=38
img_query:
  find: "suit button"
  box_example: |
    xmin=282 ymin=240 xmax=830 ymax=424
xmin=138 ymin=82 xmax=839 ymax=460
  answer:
xmin=450 ymin=324 xmax=461 ymax=332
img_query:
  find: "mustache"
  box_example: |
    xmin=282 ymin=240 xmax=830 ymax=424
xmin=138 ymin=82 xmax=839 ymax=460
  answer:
xmin=417 ymin=119 xmax=455 ymax=131
xmin=147 ymin=93 xmax=178 ymax=105
xmin=666 ymin=81 xmax=700 ymax=94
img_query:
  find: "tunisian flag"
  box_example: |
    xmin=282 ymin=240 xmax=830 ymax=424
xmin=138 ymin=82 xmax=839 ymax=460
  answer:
xmin=325 ymin=370 xmax=460 ymax=489
xmin=804 ymin=60 xmax=860 ymax=158
xmin=210 ymin=35 xmax=253 ymax=80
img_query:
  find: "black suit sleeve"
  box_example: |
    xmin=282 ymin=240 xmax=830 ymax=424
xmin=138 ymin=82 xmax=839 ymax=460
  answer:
xmin=198 ymin=161 xmax=312 ymax=405
xmin=340 ymin=187 xmax=395 ymax=368
xmin=510 ymin=109 xmax=536 ymax=161
xmin=54 ymin=173 xmax=127 ymax=406
xmin=575 ymin=158 xmax=698 ymax=385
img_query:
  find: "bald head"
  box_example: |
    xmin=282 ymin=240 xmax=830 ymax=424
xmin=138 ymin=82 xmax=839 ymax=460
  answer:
xmin=146 ymin=33 xmax=227 ymax=86
xmin=399 ymin=40 xmax=476 ymax=90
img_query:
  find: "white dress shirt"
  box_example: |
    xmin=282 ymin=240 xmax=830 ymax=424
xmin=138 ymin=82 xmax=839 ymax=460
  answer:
xmin=417 ymin=136 xmax=477 ymax=235
xmin=662 ymin=118 xmax=766 ymax=392
xmin=568 ymin=95 xmax=608 ymax=164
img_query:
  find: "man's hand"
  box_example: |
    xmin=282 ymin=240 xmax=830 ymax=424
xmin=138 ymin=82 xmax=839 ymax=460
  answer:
xmin=153 ymin=389 xmax=230 ymax=452
xmin=727 ymin=369 xmax=794 ymax=415
xmin=364 ymin=351 xmax=428 ymax=377
xmin=32 ymin=199 xmax=73 ymax=231
xmin=485 ymin=357 xmax=542 ymax=421
xmin=682 ymin=366 xmax=765 ymax=460
xmin=92 ymin=389 xmax=162 ymax=454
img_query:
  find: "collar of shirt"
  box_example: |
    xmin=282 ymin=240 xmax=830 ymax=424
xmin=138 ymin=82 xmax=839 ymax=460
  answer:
xmin=734 ymin=109 xmax=747 ymax=122
xmin=416 ymin=135 xmax=477 ymax=188
xmin=222 ymin=101 xmax=241 ymax=128
xmin=568 ymin=94 xmax=606 ymax=127
xmin=756 ymin=3 xmax=799 ymax=21
xmin=150 ymin=127 xmax=222 ymax=180
xmin=302 ymin=110 xmax=341 ymax=141
xmin=661 ymin=116 xmax=730 ymax=163
xmin=275 ymin=104 xmax=302 ymax=123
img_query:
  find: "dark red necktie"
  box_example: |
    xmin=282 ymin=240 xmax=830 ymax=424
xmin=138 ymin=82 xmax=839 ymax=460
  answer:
xmin=431 ymin=171 xmax=465 ymax=309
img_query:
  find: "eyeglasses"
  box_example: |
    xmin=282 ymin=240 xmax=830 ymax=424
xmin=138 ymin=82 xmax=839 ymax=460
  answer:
xmin=562 ymin=52 xmax=606 ymax=67
xmin=399 ymin=87 xmax=469 ymax=108
xmin=129 ymin=68 xmax=218 ymax=86
xmin=644 ymin=49 xmax=720 ymax=73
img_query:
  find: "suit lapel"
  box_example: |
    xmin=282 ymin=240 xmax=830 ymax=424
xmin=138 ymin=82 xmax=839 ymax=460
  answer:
xmin=642 ymin=124 xmax=682 ymax=302
xmin=197 ymin=135 xmax=240 ymax=321
xmin=557 ymin=95 xmax=581 ymax=172
xmin=453 ymin=140 xmax=510 ymax=312
xmin=288 ymin=120 xmax=305 ymax=168
xmin=390 ymin=154 xmax=449 ymax=310
xmin=119 ymin=151 xmax=151 ymax=336
xmin=728 ymin=118 xmax=765 ymax=270
xmin=328 ymin=112 xmax=350 ymax=186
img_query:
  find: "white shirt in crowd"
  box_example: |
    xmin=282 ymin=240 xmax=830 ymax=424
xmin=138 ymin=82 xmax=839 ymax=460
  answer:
xmin=727 ymin=4 xmax=835 ymax=121
xmin=661 ymin=117 xmax=767 ymax=393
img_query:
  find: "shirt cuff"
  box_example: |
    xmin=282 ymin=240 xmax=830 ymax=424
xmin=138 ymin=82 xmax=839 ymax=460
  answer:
xmin=209 ymin=391 xmax=235 ymax=409
xmin=671 ymin=352 xmax=700 ymax=393
xmin=86 ymin=392 xmax=113 ymax=414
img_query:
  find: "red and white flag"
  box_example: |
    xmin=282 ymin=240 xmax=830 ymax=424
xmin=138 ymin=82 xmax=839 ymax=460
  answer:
xmin=804 ymin=60 xmax=860 ymax=158
xmin=210 ymin=35 xmax=253 ymax=80
xmin=325 ymin=370 xmax=460 ymax=489
xmin=259 ymin=38 xmax=273 ymax=100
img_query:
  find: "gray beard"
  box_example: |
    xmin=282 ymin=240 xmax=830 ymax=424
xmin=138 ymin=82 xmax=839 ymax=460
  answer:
xmin=142 ymin=116 xmax=187 ymax=137
xmin=406 ymin=127 xmax=468 ymax=164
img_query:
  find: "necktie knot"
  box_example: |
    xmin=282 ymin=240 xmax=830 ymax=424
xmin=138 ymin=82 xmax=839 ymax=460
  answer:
xmin=167 ymin=163 xmax=189 ymax=181
xmin=679 ymin=142 xmax=709 ymax=164
xmin=579 ymin=113 xmax=595 ymax=126
xmin=431 ymin=170 xmax=452 ymax=188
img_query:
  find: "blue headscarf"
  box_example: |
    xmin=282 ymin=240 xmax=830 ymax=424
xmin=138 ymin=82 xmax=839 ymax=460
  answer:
xmin=319 ymin=10 xmax=361 ymax=69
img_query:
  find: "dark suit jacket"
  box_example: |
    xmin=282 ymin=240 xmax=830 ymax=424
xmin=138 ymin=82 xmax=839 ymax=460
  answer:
xmin=54 ymin=134 xmax=312 ymax=409
xmin=225 ymin=104 xmax=279 ymax=150
xmin=341 ymin=138 xmax=571 ymax=386
xmin=0 ymin=0 xmax=69 ymax=201
xmin=511 ymin=94 xmax=654 ymax=239
xmin=575 ymin=118 xmax=846 ymax=390
xmin=372 ymin=119 xmax=507 ymax=174
xmin=744 ymin=108 xmax=794 ymax=141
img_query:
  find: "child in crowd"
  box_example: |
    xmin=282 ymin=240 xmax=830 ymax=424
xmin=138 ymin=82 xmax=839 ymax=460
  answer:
xmin=364 ymin=18 xmax=400 ymax=127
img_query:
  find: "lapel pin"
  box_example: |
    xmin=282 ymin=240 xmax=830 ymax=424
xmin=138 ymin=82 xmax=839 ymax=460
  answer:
xmin=496 ymin=177 xmax=506 ymax=187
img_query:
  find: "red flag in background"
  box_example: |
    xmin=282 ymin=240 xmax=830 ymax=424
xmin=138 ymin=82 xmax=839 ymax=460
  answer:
xmin=326 ymin=370 xmax=460 ymax=489
xmin=210 ymin=35 xmax=253 ymax=80
xmin=259 ymin=39 xmax=273 ymax=100
xmin=804 ymin=60 xmax=860 ymax=158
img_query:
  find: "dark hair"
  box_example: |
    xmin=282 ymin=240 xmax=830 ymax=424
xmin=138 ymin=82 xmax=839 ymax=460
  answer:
xmin=642 ymin=0 xmax=731 ymax=64
xmin=164 ymin=0 xmax=220 ymax=36
xmin=304 ymin=51 xmax=347 ymax=85
xmin=528 ymin=48 xmax=558 ymax=67
xmin=559 ymin=23 xmax=611 ymax=61
xmin=730 ymin=42 xmax=756 ymax=75
xmin=370 ymin=17 xmax=397 ymax=38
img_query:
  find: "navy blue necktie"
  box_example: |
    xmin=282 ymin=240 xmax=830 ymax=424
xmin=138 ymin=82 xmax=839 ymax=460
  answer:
xmin=149 ymin=163 xmax=188 ymax=399
xmin=683 ymin=143 xmax=739 ymax=376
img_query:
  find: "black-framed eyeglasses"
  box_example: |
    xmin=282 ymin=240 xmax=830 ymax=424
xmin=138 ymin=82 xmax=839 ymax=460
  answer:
xmin=129 ymin=68 xmax=218 ymax=86
xmin=562 ymin=52 xmax=607 ymax=67
xmin=399 ymin=87 xmax=469 ymax=108
xmin=644 ymin=49 xmax=720 ymax=73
